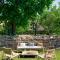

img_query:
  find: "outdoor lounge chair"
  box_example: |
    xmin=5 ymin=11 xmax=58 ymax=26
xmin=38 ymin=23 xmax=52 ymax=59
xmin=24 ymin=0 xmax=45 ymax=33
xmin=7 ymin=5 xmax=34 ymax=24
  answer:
xmin=2 ymin=48 xmax=20 ymax=60
xmin=38 ymin=49 xmax=56 ymax=60
xmin=44 ymin=49 xmax=56 ymax=60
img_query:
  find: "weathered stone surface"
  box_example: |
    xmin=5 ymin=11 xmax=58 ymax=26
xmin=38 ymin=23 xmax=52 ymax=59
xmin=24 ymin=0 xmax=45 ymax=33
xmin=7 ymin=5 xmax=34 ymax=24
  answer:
xmin=0 ymin=35 xmax=60 ymax=49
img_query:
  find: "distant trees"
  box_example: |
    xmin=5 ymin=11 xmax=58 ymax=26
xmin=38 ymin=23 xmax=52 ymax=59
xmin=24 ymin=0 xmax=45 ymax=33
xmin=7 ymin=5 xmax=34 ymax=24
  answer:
xmin=39 ymin=4 xmax=60 ymax=35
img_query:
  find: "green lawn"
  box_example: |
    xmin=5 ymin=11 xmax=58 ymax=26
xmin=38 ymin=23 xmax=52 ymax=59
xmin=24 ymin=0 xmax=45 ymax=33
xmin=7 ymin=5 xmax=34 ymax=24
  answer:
xmin=55 ymin=49 xmax=60 ymax=60
xmin=14 ymin=58 xmax=42 ymax=60
xmin=0 ymin=49 xmax=60 ymax=60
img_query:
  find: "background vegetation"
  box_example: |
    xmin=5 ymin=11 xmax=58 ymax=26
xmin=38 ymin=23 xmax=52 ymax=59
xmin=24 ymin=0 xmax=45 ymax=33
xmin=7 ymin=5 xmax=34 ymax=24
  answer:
xmin=0 ymin=0 xmax=60 ymax=35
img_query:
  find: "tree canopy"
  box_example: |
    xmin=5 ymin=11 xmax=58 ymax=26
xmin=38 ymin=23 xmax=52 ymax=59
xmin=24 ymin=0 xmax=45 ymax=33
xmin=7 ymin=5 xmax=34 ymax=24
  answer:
xmin=39 ymin=4 xmax=60 ymax=35
xmin=0 ymin=0 xmax=54 ymax=35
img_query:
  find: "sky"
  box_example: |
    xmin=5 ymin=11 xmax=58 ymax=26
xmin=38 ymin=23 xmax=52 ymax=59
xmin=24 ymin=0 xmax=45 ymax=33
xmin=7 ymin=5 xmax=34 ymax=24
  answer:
xmin=53 ymin=0 xmax=60 ymax=6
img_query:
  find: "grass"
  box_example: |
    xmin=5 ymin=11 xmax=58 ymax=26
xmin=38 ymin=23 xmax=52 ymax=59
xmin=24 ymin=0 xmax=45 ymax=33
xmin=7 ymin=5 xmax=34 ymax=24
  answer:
xmin=0 ymin=49 xmax=60 ymax=60
xmin=55 ymin=49 xmax=60 ymax=60
xmin=14 ymin=58 xmax=42 ymax=60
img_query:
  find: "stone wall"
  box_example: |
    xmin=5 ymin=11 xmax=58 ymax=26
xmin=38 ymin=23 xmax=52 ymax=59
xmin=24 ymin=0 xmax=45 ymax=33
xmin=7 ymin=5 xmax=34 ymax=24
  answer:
xmin=0 ymin=35 xmax=60 ymax=49
xmin=0 ymin=35 xmax=34 ymax=49
xmin=0 ymin=35 xmax=17 ymax=49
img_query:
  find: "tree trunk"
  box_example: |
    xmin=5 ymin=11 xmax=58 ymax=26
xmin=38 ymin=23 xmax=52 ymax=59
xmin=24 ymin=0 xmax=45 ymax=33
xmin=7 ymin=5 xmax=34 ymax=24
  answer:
xmin=11 ymin=21 xmax=16 ymax=35
xmin=32 ymin=21 xmax=37 ymax=35
xmin=5 ymin=21 xmax=16 ymax=35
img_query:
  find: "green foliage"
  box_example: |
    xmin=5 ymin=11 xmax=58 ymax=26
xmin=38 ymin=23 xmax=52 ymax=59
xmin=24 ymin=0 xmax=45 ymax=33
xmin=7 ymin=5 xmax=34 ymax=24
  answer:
xmin=39 ymin=4 xmax=60 ymax=35
xmin=16 ymin=26 xmax=28 ymax=34
xmin=0 ymin=0 xmax=54 ymax=35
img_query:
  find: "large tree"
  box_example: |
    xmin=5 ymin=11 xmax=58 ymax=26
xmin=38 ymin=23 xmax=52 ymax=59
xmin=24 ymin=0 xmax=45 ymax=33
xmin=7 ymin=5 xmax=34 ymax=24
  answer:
xmin=0 ymin=0 xmax=54 ymax=35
